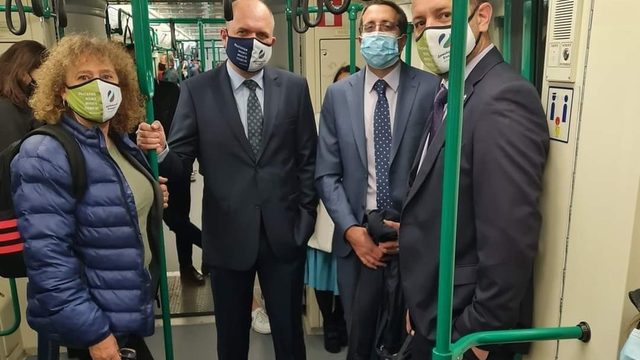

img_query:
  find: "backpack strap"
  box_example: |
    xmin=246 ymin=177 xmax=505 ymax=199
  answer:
xmin=27 ymin=125 xmax=87 ymax=199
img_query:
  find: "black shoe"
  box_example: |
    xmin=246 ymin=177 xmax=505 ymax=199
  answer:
xmin=323 ymin=322 xmax=342 ymax=354
xmin=180 ymin=266 xmax=205 ymax=286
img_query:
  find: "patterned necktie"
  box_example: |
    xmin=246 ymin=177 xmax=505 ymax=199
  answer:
xmin=428 ymin=84 xmax=448 ymax=147
xmin=373 ymin=79 xmax=393 ymax=211
xmin=244 ymin=79 xmax=263 ymax=156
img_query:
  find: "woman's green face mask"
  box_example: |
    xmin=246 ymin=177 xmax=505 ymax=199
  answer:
xmin=65 ymin=78 xmax=122 ymax=123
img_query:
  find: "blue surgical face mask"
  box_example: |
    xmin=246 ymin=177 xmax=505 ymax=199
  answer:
xmin=225 ymin=34 xmax=273 ymax=72
xmin=360 ymin=32 xmax=402 ymax=70
xmin=621 ymin=329 xmax=640 ymax=360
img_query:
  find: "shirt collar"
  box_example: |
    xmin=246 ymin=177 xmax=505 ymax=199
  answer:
xmin=365 ymin=62 xmax=401 ymax=94
xmin=226 ymin=61 xmax=265 ymax=91
xmin=443 ymin=44 xmax=495 ymax=88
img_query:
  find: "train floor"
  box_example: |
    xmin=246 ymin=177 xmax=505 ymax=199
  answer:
xmin=27 ymin=319 xmax=346 ymax=359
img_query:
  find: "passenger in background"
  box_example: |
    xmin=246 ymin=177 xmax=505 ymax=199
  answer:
xmin=305 ymin=64 xmax=358 ymax=354
xmin=394 ymin=0 xmax=550 ymax=359
xmin=136 ymin=0 xmax=318 ymax=358
xmin=157 ymin=62 xmax=166 ymax=81
xmin=11 ymin=35 xmax=168 ymax=360
xmin=152 ymin=68 xmax=205 ymax=286
xmin=315 ymin=0 xmax=439 ymax=358
xmin=163 ymin=56 xmax=180 ymax=84
xmin=0 ymin=40 xmax=47 ymax=150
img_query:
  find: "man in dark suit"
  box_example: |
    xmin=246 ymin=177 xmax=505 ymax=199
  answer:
xmin=137 ymin=0 xmax=318 ymax=358
xmin=392 ymin=0 xmax=549 ymax=359
xmin=315 ymin=0 xmax=438 ymax=356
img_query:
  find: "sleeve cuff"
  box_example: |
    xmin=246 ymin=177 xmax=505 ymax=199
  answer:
xmin=157 ymin=144 xmax=169 ymax=163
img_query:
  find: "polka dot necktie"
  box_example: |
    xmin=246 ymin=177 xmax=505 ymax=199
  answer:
xmin=373 ymin=79 xmax=393 ymax=211
xmin=244 ymin=79 xmax=263 ymax=156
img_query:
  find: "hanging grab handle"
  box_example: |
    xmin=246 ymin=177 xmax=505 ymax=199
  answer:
xmin=223 ymin=0 xmax=233 ymax=21
xmin=5 ymin=0 xmax=27 ymax=36
xmin=54 ymin=0 xmax=66 ymax=28
xmin=291 ymin=0 xmax=309 ymax=33
xmin=324 ymin=0 xmax=350 ymax=15
xmin=31 ymin=0 xmax=43 ymax=17
xmin=301 ymin=0 xmax=323 ymax=28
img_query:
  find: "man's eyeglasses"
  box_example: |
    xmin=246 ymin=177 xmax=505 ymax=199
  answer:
xmin=361 ymin=21 xmax=399 ymax=33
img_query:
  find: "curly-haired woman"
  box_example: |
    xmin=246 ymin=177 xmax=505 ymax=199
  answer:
xmin=10 ymin=35 xmax=168 ymax=360
xmin=0 ymin=40 xmax=46 ymax=150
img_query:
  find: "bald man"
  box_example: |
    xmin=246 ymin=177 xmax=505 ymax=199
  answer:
xmin=137 ymin=0 xmax=318 ymax=358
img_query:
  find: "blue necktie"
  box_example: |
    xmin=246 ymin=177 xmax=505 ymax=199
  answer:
xmin=244 ymin=79 xmax=263 ymax=156
xmin=428 ymin=84 xmax=448 ymax=147
xmin=373 ymin=79 xmax=393 ymax=211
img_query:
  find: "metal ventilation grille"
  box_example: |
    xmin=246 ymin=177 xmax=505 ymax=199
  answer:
xmin=553 ymin=0 xmax=575 ymax=41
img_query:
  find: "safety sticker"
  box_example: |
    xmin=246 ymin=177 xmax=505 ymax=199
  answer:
xmin=546 ymin=87 xmax=574 ymax=143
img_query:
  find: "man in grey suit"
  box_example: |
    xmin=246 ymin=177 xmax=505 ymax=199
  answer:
xmin=393 ymin=0 xmax=550 ymax=359
xmin=137 ymin=0 xmax=317 ymax=358
xmin=315 ymin=0 xmax=438 ymax=355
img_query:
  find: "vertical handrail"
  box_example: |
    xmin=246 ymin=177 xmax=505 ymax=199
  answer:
xmin=404 ymin=23 xmax=413 ymax=66
xmin=286 ymin=0 xmax=294 ymax=72
xmin=520 ymin=0 xmax=536 ymax=81
xmin=130 ymin=1 xmax=174 ymax=359
xmin=432 ymin=0 xmax=467 ymax=358
xmin=348 ymin=6 xmax=357 ymax=74
xmin=502 ymin=0 xmax=512 ymax=63
xmin=0 ymin=278 xmax=21 ymax=337
xmin=198 ymin=19 xmax=206 ymax=72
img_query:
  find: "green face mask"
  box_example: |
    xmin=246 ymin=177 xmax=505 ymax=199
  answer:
xmin=65 ymin=78 xmax=122 ymax=123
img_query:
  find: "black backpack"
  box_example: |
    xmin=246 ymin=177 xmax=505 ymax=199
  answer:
xmin=0 ymin=124 xmax=86 ymax=278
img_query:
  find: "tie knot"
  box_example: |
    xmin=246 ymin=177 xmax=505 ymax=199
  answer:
xmin=374 ymin=79 xmax=388 ymax=96
xmin=434 ymin=85 xmax=448 ymax=107
xmin=244 ymin=79 xmax=259 ymax=92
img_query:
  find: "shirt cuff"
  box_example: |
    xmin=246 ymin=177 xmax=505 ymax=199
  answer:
xmin=157 ymin=144 xmax=169 ymax=163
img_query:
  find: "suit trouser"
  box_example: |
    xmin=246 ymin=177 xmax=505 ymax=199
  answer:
xmin=209 ymin=226 xmax=306 ymax=360
xmin=162 ymin=176 xmax=202 ymax=268
xmin=337 ymin=251 xmax=361 ymax=332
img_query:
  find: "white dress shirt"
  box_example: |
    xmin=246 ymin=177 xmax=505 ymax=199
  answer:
xmin=417 ymin=44 xmax=496 ymax=171
xmin=364 ymin=63 xmax=401 ymax=210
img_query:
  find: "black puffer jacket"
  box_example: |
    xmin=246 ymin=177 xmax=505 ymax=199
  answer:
xmin=0 ymin=97 xmax=39 ymax=151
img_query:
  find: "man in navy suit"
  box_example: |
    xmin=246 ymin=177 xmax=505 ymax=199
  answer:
xmin=315 ymin=0 xmax=438 ymax=356
xmin=393 ymin=0 xmax=550 ymax=359
xmin=137 ymin=0 xmax=317 ymax=358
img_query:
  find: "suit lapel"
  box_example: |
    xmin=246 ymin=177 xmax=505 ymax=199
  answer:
xmin=404 ymin=47 xmax=504 ymax=206
xmin=348 ymin=71 xmax=367 ymax=168
xmin=257 ymin=67 xmax=280 ymax=162
xmin=390 ymin=64 xmax=418 ymax=164
xmin=218 ymin=67 xmax=255 ymax=160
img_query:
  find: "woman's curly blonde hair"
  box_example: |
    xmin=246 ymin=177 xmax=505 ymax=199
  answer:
xmin=30 ymin=35 xmax=145 ymax=134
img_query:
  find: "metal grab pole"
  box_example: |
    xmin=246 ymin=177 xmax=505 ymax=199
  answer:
xmin=0 ymin=278 xmax=21 ymax=337
xmin=451 ymin=323 xmax=590 ymax=358
xmin=348 ymin=6 xmax=358 ymax=74
xmin=130 ymin=1 xmax=174 ymax=359
xmin=432 ymin=0 xmax=467 ymax=358
xmin=404 ymin=23 xmax=413 ymax=66
xmin=502 ymin=0 xmax=512 ymax=63
xmin=286 ymin=0 xmax=294 ymax=72
xmin=198 ymin=19 xmax=206 ymax=71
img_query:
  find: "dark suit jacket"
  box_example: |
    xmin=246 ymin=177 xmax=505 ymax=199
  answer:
xmin=400 ymin=47 xmax=549 ymax=351
xmin=160 ymin=65 xmax=318 ymax=271
xmin=315 ymin=63 xmax=439 ymax=258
